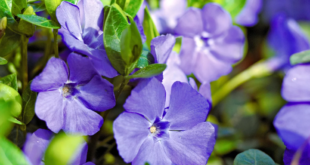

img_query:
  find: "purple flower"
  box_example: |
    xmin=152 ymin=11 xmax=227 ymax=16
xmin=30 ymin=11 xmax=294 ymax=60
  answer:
xmin=266 ymin=15 xmax=310 ymax=71
xmin=23 ymin=129 xmax=94 ymax=165
xmin=235 ymin=0 xmax=262 ymax=26
xmin=274 ymin=64 xmax=310 ymax=164
xmin=113 ymin=78 xmax=216 ymax=164
xmin=31 ymin=53 xmax=115 ymax=135
xmin=175 ymin=3 xmax=245 ymax=83
xmin=56 ymin=0 xmax=118 ymax=78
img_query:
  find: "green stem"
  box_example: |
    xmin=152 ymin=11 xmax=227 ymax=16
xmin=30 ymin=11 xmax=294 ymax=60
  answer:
xmin=212 ymin=60 xmax=273 ymax=107
xmin=53 ymin=29 xmax=59 ymax=57
xmin=21 ymin=35 xmax=29 ymax=91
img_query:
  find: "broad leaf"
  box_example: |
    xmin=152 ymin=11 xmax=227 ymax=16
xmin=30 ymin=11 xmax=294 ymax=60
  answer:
xmin=103 ymin=4 xmax=129 ymax=75
xmin=0 ymin=137 xmax=30 ymax=165
xmin=0 ymin=74 xmax=17 ymax=91
xmin=233 ymin=149 xmax=275 ymax=165
xmin=142 ymin=7 xmax=159 ymax=49
xmin=0 ymin=83 xmax=22 ymax=118
xmin=0 ymin=29 xmax=20 ymax=58
xmin=21 ymin=82 xmax=37 ymax=125
xmin=63 ymin=0 xmax=79 ymax=5
xmin=29 ymin=2 xmax=46 ymax=12
xmin=0 ymin=57 xmax=7 ymax=65
xmin=17 ymin=14 xmax=61 ymax=29
xmin=124 ymin=0 xmax=143 ymax=18
xmin=126 ymin=63 xmax=166 ymax=79
xmin=11 ymin=0 xmax=27 ymax=16
xmin=17 ymin=6 xmax=36 ymax=36
xmin=44 ymin=132 xmax=84 ymax=165
xmin=44 ymin=0 xmax=61 ymax=21
xmin=115 ymin=0 xmax=126 ymax=9
xmin=0 ymin=0 xmax=18 ymax=30
xmin=290 ymin=50 xmax=310 ymax=65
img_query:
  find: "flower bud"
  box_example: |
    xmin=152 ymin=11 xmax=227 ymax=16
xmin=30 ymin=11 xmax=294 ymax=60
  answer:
xmin=0 ymin=17 xmax=7 ymax=39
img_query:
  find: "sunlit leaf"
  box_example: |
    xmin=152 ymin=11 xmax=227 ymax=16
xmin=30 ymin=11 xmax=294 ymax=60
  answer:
xmin=124 ymin=0 xmax=143 ymax=18
xmin=44 ymin=0 xmax=61 ymax=21
xmin=0 ymin=137 xmax=30 ymax=165
xmin=17 ymin=14 xmax=61 ymax=29
xmin=0 ymin=83 xmax=22 ymax=118
xmin=0 ymin=73 xmax=18 ymax=91
xmin=126 ymin=63 xmax=166 ymax=79
xmin=0 ymin=57 xmax=7 ymax=65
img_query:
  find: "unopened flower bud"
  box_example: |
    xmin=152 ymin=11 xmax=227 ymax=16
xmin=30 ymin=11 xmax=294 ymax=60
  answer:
xmin=0 ymin=17 xmax=7 ymax=38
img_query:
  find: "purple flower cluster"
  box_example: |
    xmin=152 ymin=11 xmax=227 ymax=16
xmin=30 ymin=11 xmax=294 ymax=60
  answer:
xmin=274 ymin=64 xmax=310 ymax=164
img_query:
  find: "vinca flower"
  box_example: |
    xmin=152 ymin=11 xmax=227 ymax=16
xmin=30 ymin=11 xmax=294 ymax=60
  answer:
xmin=274 ymin=64 xmax=310 ymax=164
xmin=23 ymin=129 xmax=94 ymax=165
xmin=114 ymin=78 xmax=216 ymax=164
xmin=235 ymin=0 xmax=262 ymax=26
xmin=56 ymin=0 xmax=118 ymax=78
xmin=175 ymin=3 xmax=245 ymax=82
xmin=31 ymin=53 xmax=115 ymax=135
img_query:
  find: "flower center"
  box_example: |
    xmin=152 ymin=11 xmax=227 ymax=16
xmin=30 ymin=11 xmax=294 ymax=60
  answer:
xmin=150 ymin=126 xmax=157 ymax=133
xmin=61 ymin=83 xmax=77 ymax=98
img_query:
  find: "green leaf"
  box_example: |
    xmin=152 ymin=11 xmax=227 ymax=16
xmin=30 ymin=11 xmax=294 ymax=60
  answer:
xmin=0 ymin=57 xmax=7 ymax=65
xmin=18 ymin=6 xmax=36 ymax=36
xmin=44 ymin=132 xmax=84 ymax=165
xmin=219 ymin=0 xmax=246 ymax=19
xmin=17 ymin=14 xmax=61 ymax=29
xmin=11 ymin=0 xmax=27 ymax=16
xmin=233 ymin=149 xmax=276 ymax=165
xmin=0 ymin=83 xmax=22 ymax=118
xmin=21 ymin=81 xmax=37 ymax=125
xmin=124 ymin=0 xmax=143 ymax=18
xmin=126 ymin=63 xmax=166 ymax=79
xmin=63 ymin=0 xmax=79 ymax=4
xmin=136 ymin=49 xmax=154 ymax=68
xmin=44 ymin=0 xmax=62 ymax=21
xmin=101 ymin=0 xmax=111 ymax=5
xmin=0 ymin=28 xmax=20 ymax=57
xmin=0 ymin=137 xmax=30 ymax=165
xmin=173 ymin=36 xmax=182 ymax=54
xmin=0 ymin=0 xmax=18 ymax=30
xmin=143 ymin=7 xmax=159 ymax=49
xmin=290 ymin=50 xmax=310 ymax=65
xmin=115 ymin=0 xmax=126 ymax=9
xmin=0 ymin=74 xmax=18 ymax=91
xmin=29 ymin=2 xmax=46 ymax=12
xmin=103 ymin=4 xmax=129 ymax=75
xmin=8 ymin=117 xmax=24 ymax=125
xmin=214 ymin=139 xmax=237 ymax=155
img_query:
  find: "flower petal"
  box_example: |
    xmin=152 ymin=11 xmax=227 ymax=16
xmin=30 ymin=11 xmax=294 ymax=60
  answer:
xmin=201 ymin=3 xmax=232 ymax=36
xmin=175 ymin=8 xmax=203 ymax=38
xmin=151 ymin=34 xmax=175 ymax=64
xmin=179 ymin=37 xmax=199 ymax=75
xmin=199 ymin=83 xmax=212 ymax=104
xmin=77 ymin=0 xmax=103 ymax=33
xmin=113 ymin=112 xmax=150 ymax=163
xmin=69 ymin=142 xmax=88 ymax=165
xmin=31 ymin=57 xmax=68 ymax=92
xmin=164 ymin=82 xmax=210 ymax=130
xmin=67 ymin=53 xmax=97 ymax=84
xmin=124 ymin=78 xmax=166 ymax=122
xmin=56 ymin=1 xmax=82 ymax=40
xmin=283 ymin=148 xmax=310 ymax=165
xmin=132 ymin=136 xmax=172 ymax=165
xmin=282 ymin=64 xmax=310 ymax=102
xmin=23 ymin=129 xmax=53 ymax=165
xmin=163 ymin=122 xmax=216 ymax=165
xmin=235 ymin=0 xmax=262 ymax=26
xmin=77 ymin=75 xmax=115 ymax=111
xmin=62 ymin=99 xmax=103 ymax=135
xmin=35 ymin=90 xmax=64 ymax=133
xmin=58 ymin=30 xmax=92 ymax=56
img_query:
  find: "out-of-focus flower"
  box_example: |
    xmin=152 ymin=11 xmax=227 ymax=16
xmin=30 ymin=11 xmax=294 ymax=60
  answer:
xmin=266 ymin=15 xmax=310 ymax=71
xmin=175 ymin=3 xmax=245 ymax=83
xmin=31 ymin=53 xmax=115 ymax=135
xmin=114 ymin=78 xmax=216 ymax=165
xmin=236 ymin=0 xmax=262 ymax=26
xmin=23 ymin=129 xmax=94 ymax=165
xmin=56 ymin=0 xmax=118 ymax=78
xmin=274 ymin=64 xmax=310 ymax=164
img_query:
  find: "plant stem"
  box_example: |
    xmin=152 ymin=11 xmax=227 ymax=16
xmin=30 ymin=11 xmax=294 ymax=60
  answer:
xmin=212 ymin=61 xmax=273 ymax=107
xmin=21 ymin=35 xmax=29 ymax=91
xmin=53 ymin=29 xmax=59 ymax=57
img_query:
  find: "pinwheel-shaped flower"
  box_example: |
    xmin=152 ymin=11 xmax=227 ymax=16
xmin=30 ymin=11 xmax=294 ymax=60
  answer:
xmin=175 ymin=3 xmax=245 ymax=82
xmin=274 ymin=64 xmax=310 ymax=164
xmin=56 ymin=0 xmax=118 ymax=78
xmin=31 ymin=53 xmax=115 ymax=135
xmin=114 ymin=78 xmax=216 ymax=164
xmin=23 ymin=129 xmax=94 ymax=165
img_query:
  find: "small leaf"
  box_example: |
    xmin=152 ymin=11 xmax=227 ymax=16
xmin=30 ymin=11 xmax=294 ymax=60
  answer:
xmin=143 ymin=7 xmax=159 ymax=49
xmin=11 ymin=0 xmax=27 ymax=16
xmin=17 ymin=14 xmax=61 ymax=29
xmin=8 ymin=117 xmax=24 ymax=125
xmin=44 ymin=0 xmax=62 ymax=22
xmin=0 ymin=137 xmax=30 ymax=165
xmin=136 ymin=49 xmax=154 ymax=68
xmin=233 ymin=149 xmax=276 ymax=165
xmin=126 ymin=63 xmax=166 ymax=79
xmin=0 ymin=57 xmax=7 ymax=65
xmin=21 ymin=81 xmax=37 ymax=125
xmin=290 ymin=50 xmax=310 ymax=65
xmin=0 ymin=83 xmax=22 ymax=118
xmin=0 ymin=0 xmax=19 ymax=32
xmin=29 ymin=2 xmax=46 ymax=12
xmin=103 ymin=4 xmax=129 ymax=75
xmin=17 ymin=6 xmax=36 ymax=36
xmin=0 ymin=28 xmax=21 ymax=57
xmin=0 ymin=73 xmax=18 ymax=91
xmin=63 ymin=0 xmax=79 ymax=5
xmin=124 ymin=0 xmax=143 ymax=18
xmin=44 ymin=132 xmax=85 ymax=165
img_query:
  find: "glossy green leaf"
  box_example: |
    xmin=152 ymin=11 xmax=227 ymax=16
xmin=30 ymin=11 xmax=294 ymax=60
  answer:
xmin=234 ymin=149 xmax=275 ymax=165
xmin=0 ymin=0 xmax=18 ymax=30
xmin=0 ymin=137 xmax=30 ymax=165
xmin=0 ymin=83 xmax=22 ymax=118
xmin=143 ymin=7 xmax=159 ymax=49
xmin=44 ymin=132 xmax=84 ymax=165
xmin=103 ymin=4 xmax=129 ymax=75
xmin=115 ymin=0 xmax=126 ymax=9
xmin=17 ymin=14 xmax=61 ymax=29
xmin=126 ymin=63 xmax=166 ymax=79
xmin=18 ymin=6 xmax=36 ymax=36
xmin=21 ymin=82 xmax=37 ymax=125
xmin=136 ymin=49 xmax=154 ymax=68
xmin=8 ymin=117 xmax=24 ymax=125
xmin=29 ymin=2 xmax=46 ymax=12
xmin=0 ymin=29 xmax=20 ymax=57
xmin=63 ymin=0 xmax=79 ymax=4
xmin=44 ymin=0 xmax=61 ymax=21
xmin=290 ymin=50 xmax=310 ymax=65
xmin=124 ymin=0 xmax=143 ymax=18
xmin=101 ymin=0 xmax=111 ymax=5
xmin=0 ymin=57 xmax=7 ymax=65
xmin=11 ymin=0 xmax=27 ymax=16
xmin=0 ymin=74 xmax=18 ymax=91
xmin=0 ymin=99 xmax=13 ymax=136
